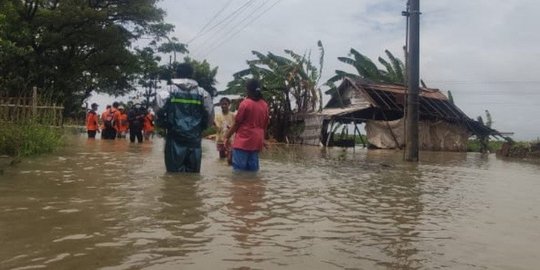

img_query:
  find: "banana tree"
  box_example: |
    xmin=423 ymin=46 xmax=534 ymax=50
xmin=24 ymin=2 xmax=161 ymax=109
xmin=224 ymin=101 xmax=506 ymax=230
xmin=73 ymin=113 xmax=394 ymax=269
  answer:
xmin=326 ymin=49 xmax=405 ymax=94
xmin=224 ymin=41 xmax=325 ymax=142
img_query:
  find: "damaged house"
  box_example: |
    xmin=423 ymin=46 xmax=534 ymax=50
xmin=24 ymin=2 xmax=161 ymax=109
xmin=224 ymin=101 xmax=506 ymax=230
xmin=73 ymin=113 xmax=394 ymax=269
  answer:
xmin=295 ymin=78 xmax=503 ymax=151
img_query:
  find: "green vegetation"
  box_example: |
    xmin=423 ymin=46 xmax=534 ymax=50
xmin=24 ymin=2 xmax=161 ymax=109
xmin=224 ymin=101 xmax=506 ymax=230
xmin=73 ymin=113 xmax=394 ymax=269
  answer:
xmin=1 ymin=1 xmax=220 ymax=157
xmin=224 ymin=41 xmax=325 ymax=142
xmin=185 ymin=57 xmax=219 ymax=96
xmin=334 ymin=134 xmax=368 ymax=146
xmin=498 ymin=140 xmax=540 ymax=159
xmin=0 ymin=0 xmax=175 ymax=118
xmin=467 ymin=139 xmax=504 ymax=153
xmin=325 ymin=49 xmax=406 ymax=95
xmin=202 ymin=126 xmax=217 ymax=138
xmin=475 ymin=110 xmax=494 ymax=153
xmin=0 ymin=1 xmax=221 ymax=118
xmin=0 ymin=121 xmax=63 ymax=158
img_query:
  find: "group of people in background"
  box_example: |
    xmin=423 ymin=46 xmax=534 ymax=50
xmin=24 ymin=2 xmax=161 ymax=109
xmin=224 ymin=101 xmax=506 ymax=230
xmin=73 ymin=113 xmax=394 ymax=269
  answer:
xmin=86 ymin=101 xmax=155 ymax=143
xmin=86 ymin=63 xmax=269 ymax=174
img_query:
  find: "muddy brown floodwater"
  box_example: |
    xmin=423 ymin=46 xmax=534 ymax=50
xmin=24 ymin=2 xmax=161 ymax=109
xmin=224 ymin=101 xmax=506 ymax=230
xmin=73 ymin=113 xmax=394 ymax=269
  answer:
xmin=1 ymin=135 xmax=539 ymax=269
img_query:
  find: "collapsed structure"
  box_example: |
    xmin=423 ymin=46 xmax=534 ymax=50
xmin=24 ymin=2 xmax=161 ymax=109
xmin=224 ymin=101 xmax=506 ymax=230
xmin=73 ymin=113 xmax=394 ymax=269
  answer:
xmin=294 ymin=78 xmax=504 ymax=151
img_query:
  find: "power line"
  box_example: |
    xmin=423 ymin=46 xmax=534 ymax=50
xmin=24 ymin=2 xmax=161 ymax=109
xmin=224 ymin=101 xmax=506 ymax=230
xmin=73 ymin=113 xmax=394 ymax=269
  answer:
xmin=192 ymin=0 xmax=263 ymax=57
xmin=192 ymin=0 xmax=268 ymax=58
xmin=200 ymin=0 xmax=283 ymax=59
xmin=187 ymin=0 xmax=234 ymax=44
xmin=188 ymin=0 xmax=258 ymax=45
xmin=196 ymin=0 xmax=269 ymax=58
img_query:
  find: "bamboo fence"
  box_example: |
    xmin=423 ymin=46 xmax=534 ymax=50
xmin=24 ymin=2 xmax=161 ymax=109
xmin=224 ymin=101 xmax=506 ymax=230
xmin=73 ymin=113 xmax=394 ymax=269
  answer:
xmin=0 ymin=87 xmax=64 ymax=126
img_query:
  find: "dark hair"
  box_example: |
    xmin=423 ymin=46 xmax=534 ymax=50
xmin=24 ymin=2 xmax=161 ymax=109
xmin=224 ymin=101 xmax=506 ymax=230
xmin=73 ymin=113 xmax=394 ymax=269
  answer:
xmin=112 ymin=101 xmax=119 ymax=108
xmin=176 ymin=63 xmax=194 ymax=79
xmin=91 ymin=103 xmax=98 ymax=108
xmin=245 ymin=79 xmax=263 ymax=101
xmin=219 ymin=97 xmax=231 ymax=104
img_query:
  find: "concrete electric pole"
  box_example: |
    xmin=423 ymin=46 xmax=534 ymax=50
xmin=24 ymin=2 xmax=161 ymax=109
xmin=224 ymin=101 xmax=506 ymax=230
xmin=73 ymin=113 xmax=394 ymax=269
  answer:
xmin=404 ymin=0 xmax=420 ymax=162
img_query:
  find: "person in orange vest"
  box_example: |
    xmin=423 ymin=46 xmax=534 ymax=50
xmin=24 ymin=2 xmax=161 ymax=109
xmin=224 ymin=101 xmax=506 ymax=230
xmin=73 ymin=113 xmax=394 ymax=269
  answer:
xmin=117 ymin=105 xmax=129 ymax=139
xmin=86 ymin=103 xmax=100 ymax=138
xmin=101 ymin=102 xmax=121 ymax=139
xmin=143 ymin=108 xmax=155 ymax=141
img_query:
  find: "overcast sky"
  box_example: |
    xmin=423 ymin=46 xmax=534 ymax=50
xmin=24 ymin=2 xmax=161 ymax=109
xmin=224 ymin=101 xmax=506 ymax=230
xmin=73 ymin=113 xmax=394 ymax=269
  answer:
xmin=94 ymin=0 xmax=540 ymax=140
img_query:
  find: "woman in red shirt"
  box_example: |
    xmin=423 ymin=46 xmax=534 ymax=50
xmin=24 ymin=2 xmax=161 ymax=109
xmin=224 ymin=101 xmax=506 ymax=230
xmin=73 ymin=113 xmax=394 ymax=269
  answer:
xmin=224 ymin=79 xmax=269 ymax=172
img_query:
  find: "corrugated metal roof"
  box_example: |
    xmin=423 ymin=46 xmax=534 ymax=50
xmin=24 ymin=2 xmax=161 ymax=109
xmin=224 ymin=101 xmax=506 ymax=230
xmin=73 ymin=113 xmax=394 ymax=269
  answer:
xmin=354 ymin=81 xmax=447 ymax=100
xmin=320 ymin=104 xmax=370 ymax=117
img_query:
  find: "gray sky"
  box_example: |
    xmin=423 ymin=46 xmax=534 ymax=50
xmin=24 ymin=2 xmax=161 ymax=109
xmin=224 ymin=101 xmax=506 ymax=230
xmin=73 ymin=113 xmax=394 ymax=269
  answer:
xmin=94 ymin=0 xmax=540 ymax=140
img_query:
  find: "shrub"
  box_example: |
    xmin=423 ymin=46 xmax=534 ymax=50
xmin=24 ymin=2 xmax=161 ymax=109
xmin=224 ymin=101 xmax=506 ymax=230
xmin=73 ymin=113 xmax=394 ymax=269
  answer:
xmin=0 ymin=121 xmax=63 ymax=157
xmin=467 ymin=139 xmax=504 ymax=153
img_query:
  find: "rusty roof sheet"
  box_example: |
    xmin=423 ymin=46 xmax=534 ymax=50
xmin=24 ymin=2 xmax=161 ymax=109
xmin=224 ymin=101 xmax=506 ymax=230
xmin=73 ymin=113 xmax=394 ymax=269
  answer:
xmin=352 ymin=80 xmax=448 ymax=100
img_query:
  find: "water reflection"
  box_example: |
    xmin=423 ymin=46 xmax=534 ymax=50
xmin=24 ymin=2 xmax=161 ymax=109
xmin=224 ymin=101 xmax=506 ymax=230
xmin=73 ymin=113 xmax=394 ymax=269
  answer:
xmin=226 ymin=175 xmax=269 ymax=252
xmin=158 ymin=175 xmax=210 ymax=252
xmin=366 ymin=167 xmax=423 ymax=269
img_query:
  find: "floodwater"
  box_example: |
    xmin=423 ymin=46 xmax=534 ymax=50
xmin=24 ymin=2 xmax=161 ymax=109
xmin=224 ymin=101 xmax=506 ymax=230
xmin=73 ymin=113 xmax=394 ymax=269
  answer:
xmin=1 ymin=135 xmax=540 ymax=270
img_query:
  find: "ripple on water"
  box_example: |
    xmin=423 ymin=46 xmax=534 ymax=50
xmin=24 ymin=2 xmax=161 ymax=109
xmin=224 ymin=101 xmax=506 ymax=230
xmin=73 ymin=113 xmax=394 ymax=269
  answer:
xmin=125 ymin=228 xmax=175 ymax=240
xmin=44 ymin=253 xmax=70 ymax=264
xmin=52 ymin=234 xmax=93 ymax=243
xmin=57 ymin=209 xmax=80 ymax=213
xmin=95 ymin=241 xmax=131 ymax=247
xmin=11 ymin=264 xmax=46 ymax=270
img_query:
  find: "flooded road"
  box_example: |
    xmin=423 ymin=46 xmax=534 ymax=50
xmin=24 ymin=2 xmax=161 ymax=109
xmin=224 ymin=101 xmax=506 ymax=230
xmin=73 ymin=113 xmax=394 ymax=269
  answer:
xmin=1 ymin=135 xmax=540 ymax=270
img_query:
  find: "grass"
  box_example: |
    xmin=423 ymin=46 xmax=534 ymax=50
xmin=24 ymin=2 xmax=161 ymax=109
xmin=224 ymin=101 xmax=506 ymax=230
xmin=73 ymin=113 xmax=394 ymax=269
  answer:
xmin=467 ymin=139 xmax=505 ymax=153
xmin=0 ymin=120 xmax=63 ymax=158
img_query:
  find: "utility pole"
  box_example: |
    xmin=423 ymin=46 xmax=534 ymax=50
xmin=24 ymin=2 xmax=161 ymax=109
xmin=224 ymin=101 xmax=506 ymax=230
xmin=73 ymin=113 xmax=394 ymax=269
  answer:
xmin=404 ymin=0 xmax=420 ymax=161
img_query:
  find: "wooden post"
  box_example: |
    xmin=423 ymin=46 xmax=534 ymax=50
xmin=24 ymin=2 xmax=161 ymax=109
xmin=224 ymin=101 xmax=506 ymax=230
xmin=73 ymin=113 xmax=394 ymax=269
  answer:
xmin=325 ymin=119 xmax=335 ymax=147
xmin=16 ymin=96 xmax=21 ymax=121
xmin=59 ymin=106 xmax=64 ymax=126
xmin=352 ymin=121 xmax=357 ymax=149
xmin=53 ymin=104 xmax=57 ymax=126
xmin=32 ymin=86 xmax=38 ymax=118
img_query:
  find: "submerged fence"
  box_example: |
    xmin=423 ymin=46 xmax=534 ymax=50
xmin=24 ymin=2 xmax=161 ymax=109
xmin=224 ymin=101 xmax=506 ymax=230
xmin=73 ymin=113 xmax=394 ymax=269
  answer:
xmin=0 ymin=87 xmax=64 ymax=126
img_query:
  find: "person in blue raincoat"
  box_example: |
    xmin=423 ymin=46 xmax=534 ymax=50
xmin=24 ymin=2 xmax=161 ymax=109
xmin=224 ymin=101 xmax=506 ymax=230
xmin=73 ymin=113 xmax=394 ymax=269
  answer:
xmin=155 ymin=63 xmax=214 ymax=173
